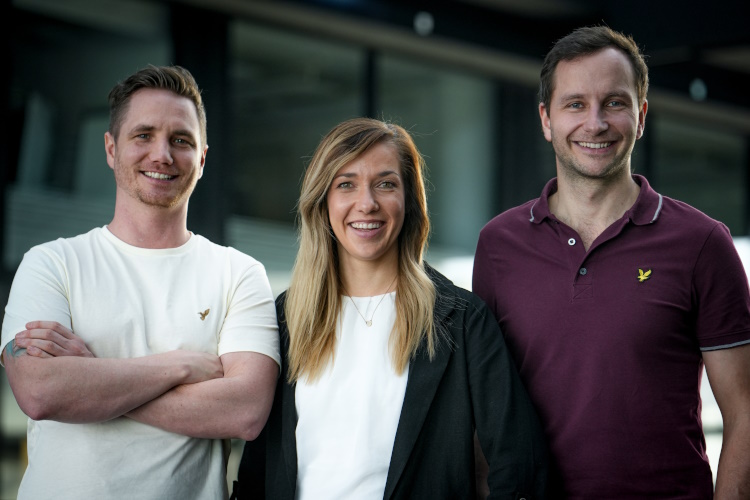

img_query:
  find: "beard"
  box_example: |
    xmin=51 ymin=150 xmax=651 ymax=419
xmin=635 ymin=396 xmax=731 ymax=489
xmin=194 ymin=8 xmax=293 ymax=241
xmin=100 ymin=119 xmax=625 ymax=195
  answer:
xmin=551 ymin=130 xmax=634 ymax=183
xmin=113 ymin=157 xmax=200 ymax=210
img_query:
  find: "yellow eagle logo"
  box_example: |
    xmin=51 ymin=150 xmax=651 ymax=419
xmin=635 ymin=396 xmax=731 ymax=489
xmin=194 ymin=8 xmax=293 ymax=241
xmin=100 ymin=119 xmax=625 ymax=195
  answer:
xmin=637 ymin=269 xmax=652 ymax=282
xmin=199 ymin=309 xmax=210 ymax=320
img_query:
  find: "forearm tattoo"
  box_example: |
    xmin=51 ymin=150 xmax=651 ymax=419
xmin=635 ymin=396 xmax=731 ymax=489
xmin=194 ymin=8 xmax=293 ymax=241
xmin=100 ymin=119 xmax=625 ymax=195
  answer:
xmin=5 ymin=339 xmax=27 ymax=358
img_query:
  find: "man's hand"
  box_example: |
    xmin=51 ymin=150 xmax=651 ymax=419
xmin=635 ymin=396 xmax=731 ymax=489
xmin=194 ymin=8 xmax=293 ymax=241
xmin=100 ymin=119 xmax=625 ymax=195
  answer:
xmin=125 ymin=351 xmax=277 ymax=440
xmin=12 ymin=322 xmax=224 ymax=386
xmin=175 ymin=350 xmax=225 ymax=385
xmin=14 ymin=321 xmax=94 ymax=358
xmin=12 ymin=320 xmax=224 ymax=386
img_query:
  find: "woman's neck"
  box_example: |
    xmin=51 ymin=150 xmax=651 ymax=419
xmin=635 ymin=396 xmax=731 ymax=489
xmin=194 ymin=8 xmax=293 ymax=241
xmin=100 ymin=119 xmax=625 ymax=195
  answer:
xmin=339 ymin=261 xmax=399 ymax=297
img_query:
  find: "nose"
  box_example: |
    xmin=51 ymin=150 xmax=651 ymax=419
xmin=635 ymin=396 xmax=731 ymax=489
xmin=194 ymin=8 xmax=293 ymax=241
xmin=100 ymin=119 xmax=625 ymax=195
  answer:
xmin=582 ymin=105 xmax=608 ymax=135
xmin=357 ymin=187 xmax=379 ymax=213
xmin=148 ymin=138 xmax=174 ymax=165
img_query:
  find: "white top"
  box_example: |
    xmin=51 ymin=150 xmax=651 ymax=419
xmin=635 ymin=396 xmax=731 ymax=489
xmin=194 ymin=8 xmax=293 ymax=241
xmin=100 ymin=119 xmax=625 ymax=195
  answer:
xmin=1 ymin=226 xmax=280 ymax=500
xmin=295 ymin=292 xmax=408 ymax=500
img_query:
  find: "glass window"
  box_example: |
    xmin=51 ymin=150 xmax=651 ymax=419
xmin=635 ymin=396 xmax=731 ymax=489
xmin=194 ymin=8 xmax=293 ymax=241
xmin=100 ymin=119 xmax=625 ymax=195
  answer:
xmin=378 ymin=54 xmax=495 ymax=259
xmin=652 ymin=116 xmax=746 ymax=235
xmin=225 ymin=21 xmax=365 ymax=294
xmin=228 ymin=21 xmax=364 ymax=224
xmin=6 ymin=0 xmax=170 ymax=268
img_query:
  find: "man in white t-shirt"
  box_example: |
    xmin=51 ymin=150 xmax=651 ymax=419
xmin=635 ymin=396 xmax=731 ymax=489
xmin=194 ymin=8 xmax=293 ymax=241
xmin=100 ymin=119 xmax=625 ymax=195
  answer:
xmin=1 ymin=65 xmax=280 ymax=499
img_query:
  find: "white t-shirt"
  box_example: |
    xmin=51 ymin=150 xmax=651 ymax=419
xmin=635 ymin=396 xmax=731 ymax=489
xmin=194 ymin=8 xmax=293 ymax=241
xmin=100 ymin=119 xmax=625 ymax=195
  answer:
xmin=1 ymin=226 xmax=280 ymax=500
xmin=295 ymin=292 xmax=407 ymax=500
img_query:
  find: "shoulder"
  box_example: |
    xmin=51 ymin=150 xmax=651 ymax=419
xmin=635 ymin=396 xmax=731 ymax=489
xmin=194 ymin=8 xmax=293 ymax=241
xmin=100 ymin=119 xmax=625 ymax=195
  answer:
xmin=479 ymin=199 xmax=538 ymax=238
xmin=654 ymin=196 xmax=735 ymax=251
xmin=275 ymin=291 xmax=288 ymax=317
xmin=19 ymin=227 xmax=102 ymax=266
xmin=426 ymin=264 xmax=490 ymax=320
xmin=193 ymin=235 xmax=268 ymax=272
xmin=658 ymin=195 xmax=724 ymax=231
xmin=274 ymin=291 xmax=289 ymax=332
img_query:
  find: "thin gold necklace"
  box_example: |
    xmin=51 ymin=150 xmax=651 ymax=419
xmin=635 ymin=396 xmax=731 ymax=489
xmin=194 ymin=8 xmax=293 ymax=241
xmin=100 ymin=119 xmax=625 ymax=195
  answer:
xmin=342 ymin=275 xmax=397 ymax=327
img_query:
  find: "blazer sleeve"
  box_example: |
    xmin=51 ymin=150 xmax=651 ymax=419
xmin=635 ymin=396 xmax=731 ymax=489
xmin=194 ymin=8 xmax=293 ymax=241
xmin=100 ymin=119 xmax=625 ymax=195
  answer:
xmin=232 ymin=426 xmax=267 ymax=499
xmin=465 ymin=297 xmax=548 ymax=499
xmin=232 ymin=293 xmax=287 ymax=500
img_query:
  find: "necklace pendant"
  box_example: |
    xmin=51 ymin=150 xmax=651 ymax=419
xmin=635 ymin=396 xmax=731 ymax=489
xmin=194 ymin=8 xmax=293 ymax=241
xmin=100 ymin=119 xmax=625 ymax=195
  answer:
xmin=366 ymin=320 xmax=372 ymax=327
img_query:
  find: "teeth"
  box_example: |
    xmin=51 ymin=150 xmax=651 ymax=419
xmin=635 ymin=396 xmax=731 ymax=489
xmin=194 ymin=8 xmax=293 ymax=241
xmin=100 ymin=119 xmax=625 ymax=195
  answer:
xmin=579 ymin=142 xmax=611 ymax=149
xmin=350 ymin=222 xmax=381 ymax=229
xmin=144 ymin=172 xmax=174 ymax=180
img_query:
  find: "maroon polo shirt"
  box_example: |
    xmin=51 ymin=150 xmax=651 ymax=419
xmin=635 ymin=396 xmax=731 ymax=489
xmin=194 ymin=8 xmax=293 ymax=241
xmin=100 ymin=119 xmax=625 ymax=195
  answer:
xmin=473 ymin=175 xmax=750 ymax=499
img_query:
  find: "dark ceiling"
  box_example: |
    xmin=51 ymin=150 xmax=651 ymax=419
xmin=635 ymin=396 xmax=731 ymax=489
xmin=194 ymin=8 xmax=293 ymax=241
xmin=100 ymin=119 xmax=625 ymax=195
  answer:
xmin=286 ymin=0 xmax=750 ymax=111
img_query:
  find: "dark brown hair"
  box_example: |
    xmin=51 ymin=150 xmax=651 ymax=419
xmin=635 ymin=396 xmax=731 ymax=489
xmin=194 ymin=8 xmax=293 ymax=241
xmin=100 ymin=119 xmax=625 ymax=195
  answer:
xmin=108 ymin=65 xmax=207 ymax=145
xmin=539 ymin=26 xmax=649 ymax=114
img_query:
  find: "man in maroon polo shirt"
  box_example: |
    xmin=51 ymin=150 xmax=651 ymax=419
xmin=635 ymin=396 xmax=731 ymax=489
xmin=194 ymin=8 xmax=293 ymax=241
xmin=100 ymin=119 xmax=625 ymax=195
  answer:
xmin=473 ymin=26 xmax=750 ymax=498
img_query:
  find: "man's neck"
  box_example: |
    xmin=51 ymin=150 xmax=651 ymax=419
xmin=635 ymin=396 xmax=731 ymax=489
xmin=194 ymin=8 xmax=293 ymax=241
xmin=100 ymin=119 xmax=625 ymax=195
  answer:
xmin=108 ymin=202 xmax=191 ymax=249
xmin=549 ymin=171 xmax=640 ymax=251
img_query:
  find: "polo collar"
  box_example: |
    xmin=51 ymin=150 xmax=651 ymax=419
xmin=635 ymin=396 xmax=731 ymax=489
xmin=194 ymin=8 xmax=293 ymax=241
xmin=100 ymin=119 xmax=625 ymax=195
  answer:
xmin=529 ymin=174 xmax=663 ymax=226
xmin=626 ymin=175 xmax=664 ymax=225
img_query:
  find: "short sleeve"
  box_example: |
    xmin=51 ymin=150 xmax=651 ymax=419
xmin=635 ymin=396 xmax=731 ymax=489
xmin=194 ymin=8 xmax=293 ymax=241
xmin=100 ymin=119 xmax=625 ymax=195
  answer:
xmin=694 ymin=223 xmax=750 ymax=350
xmin=1 ymin=245 xmax=72 ymax=364
xmin=217 ymin=260 xmax=280 ymax=367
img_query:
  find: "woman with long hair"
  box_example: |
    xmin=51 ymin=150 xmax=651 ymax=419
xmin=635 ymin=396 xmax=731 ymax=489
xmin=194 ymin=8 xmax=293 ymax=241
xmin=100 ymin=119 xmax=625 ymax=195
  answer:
xmin=233 ymin=117 xmax=547 ymax=499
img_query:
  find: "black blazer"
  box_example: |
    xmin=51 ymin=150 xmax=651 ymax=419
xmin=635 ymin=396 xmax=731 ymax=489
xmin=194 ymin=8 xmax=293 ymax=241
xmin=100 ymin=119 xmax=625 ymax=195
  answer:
xmin=233 ymin=266 xmax=547 ymax=499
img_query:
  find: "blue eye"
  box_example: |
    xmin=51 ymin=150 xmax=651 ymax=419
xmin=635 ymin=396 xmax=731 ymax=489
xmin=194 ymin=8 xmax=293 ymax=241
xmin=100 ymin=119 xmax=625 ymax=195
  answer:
xmin=173 ymin=138 xmax=194 ymax=147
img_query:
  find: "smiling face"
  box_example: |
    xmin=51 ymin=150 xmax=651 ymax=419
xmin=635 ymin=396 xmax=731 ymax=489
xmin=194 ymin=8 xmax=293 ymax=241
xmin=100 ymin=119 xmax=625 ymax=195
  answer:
xmin=105 ymin=88 xmax=207 ymax=211
xmin=539 ymin=47 xmax=647 ymax=183
xmin=326 ymin=141 xmax=405 ymax=272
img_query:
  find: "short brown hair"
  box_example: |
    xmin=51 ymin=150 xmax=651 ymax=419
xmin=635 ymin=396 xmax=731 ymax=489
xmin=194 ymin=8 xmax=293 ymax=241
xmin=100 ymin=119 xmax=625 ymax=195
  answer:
xmin=108 ymin=65 xmax=207 ymax=146
xmin=539 ymin=26 xmax=649 ymax=114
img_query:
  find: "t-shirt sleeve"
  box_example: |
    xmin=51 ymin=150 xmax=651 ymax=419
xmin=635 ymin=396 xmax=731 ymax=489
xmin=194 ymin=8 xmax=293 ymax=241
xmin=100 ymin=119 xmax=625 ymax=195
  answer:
xmin=1 ymin=245 xmax=72 ymax=365
xmin=694 ymin=223 xmax=750 ymax=350
xmin=217 ymin=260 xmax=281 ymax=367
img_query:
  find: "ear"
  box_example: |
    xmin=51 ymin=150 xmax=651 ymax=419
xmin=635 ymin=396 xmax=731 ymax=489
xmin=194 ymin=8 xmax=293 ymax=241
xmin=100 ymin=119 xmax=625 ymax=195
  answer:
xmin=539 ymin=103 xmax=552 ymax=143
xmin=636 ymin=100 xmax=648 ymax=139
xmin=105 ymin=132 xmax=116 ymax=170
xmin=197 ymin=144 xmax=208 ymax=180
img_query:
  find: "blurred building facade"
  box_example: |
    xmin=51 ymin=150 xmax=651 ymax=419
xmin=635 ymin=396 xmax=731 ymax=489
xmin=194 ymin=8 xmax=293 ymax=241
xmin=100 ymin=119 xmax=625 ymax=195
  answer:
xmin=1 ymin=0 xmax=748 ymax=496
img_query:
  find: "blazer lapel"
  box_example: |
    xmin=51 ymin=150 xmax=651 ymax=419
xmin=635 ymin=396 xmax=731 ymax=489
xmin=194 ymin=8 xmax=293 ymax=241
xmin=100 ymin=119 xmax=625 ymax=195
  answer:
xmin=383 ymin=338 xmax=452 ymax=499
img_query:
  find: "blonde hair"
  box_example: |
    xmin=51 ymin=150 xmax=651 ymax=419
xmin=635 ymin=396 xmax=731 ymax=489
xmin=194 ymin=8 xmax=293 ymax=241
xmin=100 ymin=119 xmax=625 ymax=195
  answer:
xmin=286 ymin=118 xmax=437 ymax=382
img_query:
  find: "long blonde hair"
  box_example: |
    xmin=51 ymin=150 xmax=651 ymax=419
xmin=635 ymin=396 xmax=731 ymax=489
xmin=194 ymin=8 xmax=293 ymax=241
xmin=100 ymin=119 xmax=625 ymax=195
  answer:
xmin=286 ymin=118 xmax=437 ymax=382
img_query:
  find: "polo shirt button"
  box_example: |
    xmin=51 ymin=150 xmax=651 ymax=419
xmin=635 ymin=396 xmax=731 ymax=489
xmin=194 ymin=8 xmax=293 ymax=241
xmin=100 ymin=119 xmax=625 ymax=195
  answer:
xmin=568 ymin=238 xmax=576 ymax=246
xmin=579 ymin=267 xmax=587 ymax=275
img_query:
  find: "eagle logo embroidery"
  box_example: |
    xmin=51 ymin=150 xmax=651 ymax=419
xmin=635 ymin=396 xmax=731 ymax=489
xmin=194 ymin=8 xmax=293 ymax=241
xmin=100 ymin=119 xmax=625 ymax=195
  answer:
xmin=199 ymin=309 xmax=210 ymax=321
xmin=637 ymin=269 xmax=652 ymax=282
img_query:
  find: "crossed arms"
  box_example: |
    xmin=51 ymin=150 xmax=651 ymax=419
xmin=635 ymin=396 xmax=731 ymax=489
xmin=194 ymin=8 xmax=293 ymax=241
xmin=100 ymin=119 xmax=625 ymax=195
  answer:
xmin=3 ymin=321 xmax=278 ymax=441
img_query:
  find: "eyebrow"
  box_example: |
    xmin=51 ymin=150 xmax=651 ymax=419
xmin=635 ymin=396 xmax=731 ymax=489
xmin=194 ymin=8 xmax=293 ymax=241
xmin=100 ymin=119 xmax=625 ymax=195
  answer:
xmin=558 ymin=90 xmax=633 ymax=102
xmin=127 ymin=125 xmax=198 ymax=142
xmin=129 ymin=124 xmax=156 ymax=135
xmin=333 ymin=169 xmax=400 ymax=180
xmin=171 ymin=129 xmax=197 ymax=138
